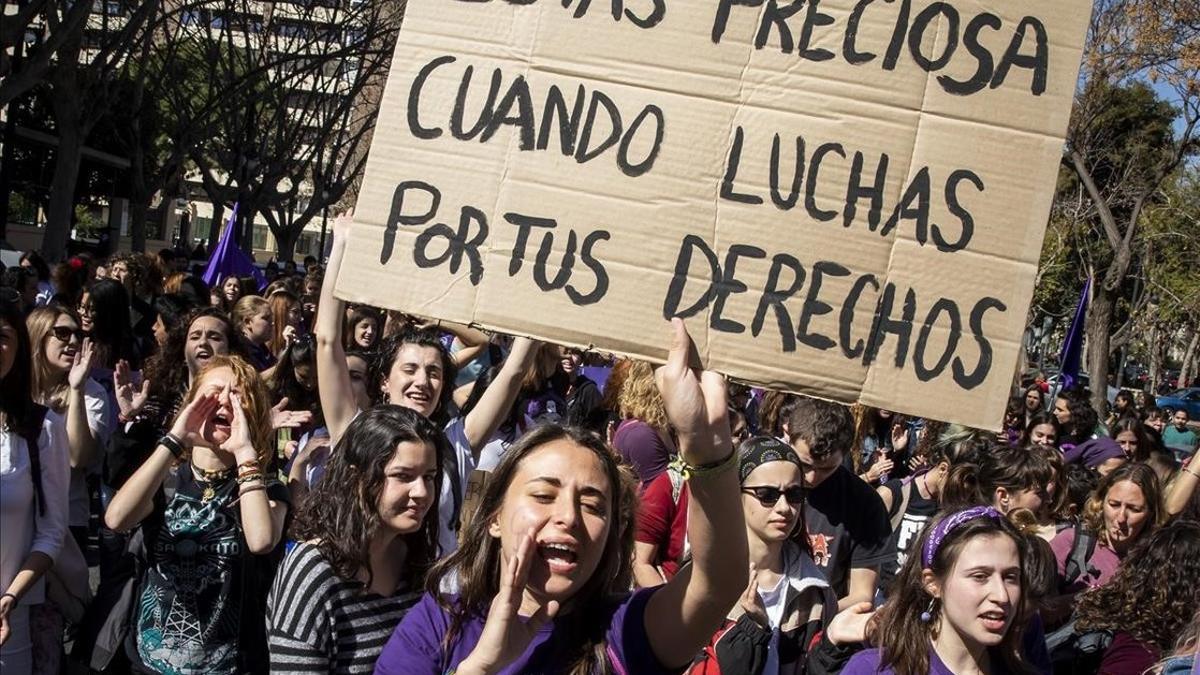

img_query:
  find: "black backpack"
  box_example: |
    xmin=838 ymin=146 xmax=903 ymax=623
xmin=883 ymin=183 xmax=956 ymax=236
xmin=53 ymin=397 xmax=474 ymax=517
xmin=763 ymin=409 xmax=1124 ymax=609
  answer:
xmin=1062 ymin=525 xmax=1099 ymax=587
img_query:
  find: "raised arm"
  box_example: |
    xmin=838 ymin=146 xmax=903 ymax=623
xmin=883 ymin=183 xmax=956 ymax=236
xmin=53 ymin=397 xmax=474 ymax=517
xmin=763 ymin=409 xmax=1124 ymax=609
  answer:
xmin=315 ymin=212 xmax=358 ymax=444
xmin=461 ymin=336 xmax=538 ymax=456
xmin=64 ymin=339 xmax=100 ymax=468
xmin=644 ymin=319 xmax=747 ymax=668
xmin=443 ymin=325 xmax=491 ymax=370
xmin=106 ymin=392 xmax=218 ymax=531
xmin=1165 ymin=459 xmax=1200 ymax=517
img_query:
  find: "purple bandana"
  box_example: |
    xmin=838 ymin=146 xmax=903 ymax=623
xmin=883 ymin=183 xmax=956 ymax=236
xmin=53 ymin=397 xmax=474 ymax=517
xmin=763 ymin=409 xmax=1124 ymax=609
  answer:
xmin=921 ymin=506 xmax=1004 ymax=567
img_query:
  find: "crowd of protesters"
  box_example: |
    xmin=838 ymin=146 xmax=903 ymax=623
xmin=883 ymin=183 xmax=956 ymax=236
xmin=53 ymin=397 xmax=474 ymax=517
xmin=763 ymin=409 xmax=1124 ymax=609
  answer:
xmin=1 ymin=222 xmax=1198 ymax=675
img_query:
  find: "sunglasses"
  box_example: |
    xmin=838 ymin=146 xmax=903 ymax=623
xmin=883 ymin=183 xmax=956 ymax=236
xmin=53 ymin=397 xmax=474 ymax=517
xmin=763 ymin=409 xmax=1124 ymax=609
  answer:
xmin=741 ymin=485 xmax=804 ymax=507
xmin=51 ymin=326 xmax=86 ymax=343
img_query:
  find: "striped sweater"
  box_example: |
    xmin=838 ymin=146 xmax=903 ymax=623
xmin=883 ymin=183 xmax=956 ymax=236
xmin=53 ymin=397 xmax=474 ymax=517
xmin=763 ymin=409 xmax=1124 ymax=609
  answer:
xmin=267 ymin=542 xmax=422 ymax=673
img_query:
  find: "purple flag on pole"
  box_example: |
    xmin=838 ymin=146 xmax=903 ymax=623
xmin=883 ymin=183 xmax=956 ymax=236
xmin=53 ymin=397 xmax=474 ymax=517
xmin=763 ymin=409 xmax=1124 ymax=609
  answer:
xmin=202 ymin=203 xmax=266 ymax=292
xmin=1058 ymin=277 xmax=1091 ymax=391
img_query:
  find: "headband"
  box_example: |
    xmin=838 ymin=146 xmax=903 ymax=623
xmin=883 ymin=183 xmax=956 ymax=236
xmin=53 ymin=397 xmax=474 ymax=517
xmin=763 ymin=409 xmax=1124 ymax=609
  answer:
xmin=921 ymin=506 xmax=1004 ymax=568
xmin=738 ymin=436 xmax=802 ymax=483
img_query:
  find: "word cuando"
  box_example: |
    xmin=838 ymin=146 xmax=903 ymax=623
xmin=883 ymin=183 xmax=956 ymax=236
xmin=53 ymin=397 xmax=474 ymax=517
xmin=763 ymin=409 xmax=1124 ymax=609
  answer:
xmin=408 ymin=56 xmax=666 ymax=178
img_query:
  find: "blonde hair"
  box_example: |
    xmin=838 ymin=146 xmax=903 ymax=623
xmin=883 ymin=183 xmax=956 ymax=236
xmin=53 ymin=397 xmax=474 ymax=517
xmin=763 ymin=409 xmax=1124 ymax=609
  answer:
xmin=163 ymin=272 xmax=187 ymax=294
xmin=616 ymin=360 xmax=668 ymax=432
xmin=181 ymin=354 xmax=275 ymax=467
xmin=231 ymin=295 xmax=270 ymax=337
xmin=26 ymin=306 xmax=73 ymax=412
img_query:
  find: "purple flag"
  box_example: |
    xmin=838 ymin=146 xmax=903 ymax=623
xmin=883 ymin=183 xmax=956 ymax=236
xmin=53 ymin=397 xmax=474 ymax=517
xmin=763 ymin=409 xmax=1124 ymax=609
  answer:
xmin=202 ymin=203 xmax=266 ymax=292
xmin=1058 ymin=277 xmax=1091 ymax=391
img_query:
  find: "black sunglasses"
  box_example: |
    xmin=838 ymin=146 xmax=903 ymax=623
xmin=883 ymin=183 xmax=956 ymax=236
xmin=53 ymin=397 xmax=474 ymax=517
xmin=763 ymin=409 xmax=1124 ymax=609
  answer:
xmin=51 ymin=326 xmax=86 ymax=342
xmin=741 ymin=485 xmax=804 ymax=507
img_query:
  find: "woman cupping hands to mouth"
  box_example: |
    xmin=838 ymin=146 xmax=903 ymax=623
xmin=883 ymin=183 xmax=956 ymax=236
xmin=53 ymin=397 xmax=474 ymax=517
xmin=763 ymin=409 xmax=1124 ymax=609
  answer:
xmin=105 ymin=355 xmax=288 ymax=674
xmin=374 ymin=319 xmax=748 ymax=675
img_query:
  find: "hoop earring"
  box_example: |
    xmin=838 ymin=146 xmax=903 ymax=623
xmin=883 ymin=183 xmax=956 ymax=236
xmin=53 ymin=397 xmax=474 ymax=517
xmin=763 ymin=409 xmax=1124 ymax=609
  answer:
xmin=920 ymin=598 xmax=938 ymax=623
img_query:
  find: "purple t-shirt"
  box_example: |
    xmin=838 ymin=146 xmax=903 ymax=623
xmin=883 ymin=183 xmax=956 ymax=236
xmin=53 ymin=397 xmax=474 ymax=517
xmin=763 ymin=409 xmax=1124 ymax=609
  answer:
xmin=1049 ymin=527 xmax=1122 ymax=594
xmin=843 ymin=646 xmax=1013 ymax=675
xmin=374 ymin=587 xmax=667 ymax=675
xmin=611 ymin=420 xmax=671 ymax=486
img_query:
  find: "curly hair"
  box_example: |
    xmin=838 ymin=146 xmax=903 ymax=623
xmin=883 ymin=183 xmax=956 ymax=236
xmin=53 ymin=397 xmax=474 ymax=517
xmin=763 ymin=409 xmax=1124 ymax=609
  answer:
xmin=428 ymin=424 xmax=638 ymax=675
xmin=1056 ymin=386 xmax=1099 ymax=446
xmin=1075 ymin=519 xmax=1200 ymax=651
xmin=292 ymin=405 xmax=446 ymax=591
xmin=616 ymin=360 xmax=669 ymax=432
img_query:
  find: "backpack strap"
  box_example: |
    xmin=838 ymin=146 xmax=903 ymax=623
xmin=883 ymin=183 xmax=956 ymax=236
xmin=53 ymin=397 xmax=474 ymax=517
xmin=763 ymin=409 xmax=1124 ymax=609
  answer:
xmin=18 ymin=404 xmax=50 ymax=518
xmin=1063 ymin=526 xmax=1099 ymax=586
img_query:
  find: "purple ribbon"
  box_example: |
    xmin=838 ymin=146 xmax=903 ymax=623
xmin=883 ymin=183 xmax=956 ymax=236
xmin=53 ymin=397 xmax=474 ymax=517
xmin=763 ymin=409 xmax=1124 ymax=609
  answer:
xmin=922 ymin=506 xmax=1004 ymax=567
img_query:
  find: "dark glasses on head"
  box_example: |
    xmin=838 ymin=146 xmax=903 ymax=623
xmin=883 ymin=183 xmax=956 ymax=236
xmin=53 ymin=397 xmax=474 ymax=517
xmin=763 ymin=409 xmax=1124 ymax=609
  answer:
xmin=741 ymin=485 xmax=804 ymax=507
xmin=51 ymin=326 xmax=86 ymax=342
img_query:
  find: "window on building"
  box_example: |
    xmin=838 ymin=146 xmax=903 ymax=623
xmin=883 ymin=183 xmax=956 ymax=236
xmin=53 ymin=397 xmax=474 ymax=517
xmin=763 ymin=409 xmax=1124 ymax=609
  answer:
xmin=191 ymin=216 xmax=213 ymax=244
xmin=252 ymin=225 xmax=268 ymax=251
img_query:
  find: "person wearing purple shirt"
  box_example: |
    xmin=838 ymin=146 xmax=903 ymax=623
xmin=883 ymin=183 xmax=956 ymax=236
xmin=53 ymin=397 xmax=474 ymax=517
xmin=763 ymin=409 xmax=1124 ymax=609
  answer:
xmin=375 ymin=320 xmax=747 ymax=675
xmin=840 ymin=507 xmax=1032 ymax=675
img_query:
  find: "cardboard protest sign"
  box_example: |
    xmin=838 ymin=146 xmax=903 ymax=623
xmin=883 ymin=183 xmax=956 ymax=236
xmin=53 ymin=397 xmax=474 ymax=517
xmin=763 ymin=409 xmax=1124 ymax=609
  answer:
xmin=337 ymin=0 xmax=1091 ymax=430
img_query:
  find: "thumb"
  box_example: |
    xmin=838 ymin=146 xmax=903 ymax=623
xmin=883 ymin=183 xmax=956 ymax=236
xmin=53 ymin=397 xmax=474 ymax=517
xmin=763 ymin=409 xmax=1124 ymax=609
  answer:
xmin=274 ymin=397 xmax=288 ymax=412
xmin=663 ymin=317 xmax=689 ymax=376
xmin=139 ymin=379 xmax=151 ymax=395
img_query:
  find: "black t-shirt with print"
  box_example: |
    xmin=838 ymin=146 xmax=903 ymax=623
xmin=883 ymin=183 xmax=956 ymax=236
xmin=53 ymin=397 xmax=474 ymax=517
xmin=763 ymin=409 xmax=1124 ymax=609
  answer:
xmin=803 ymin=465 xmax=892 ymax=598
xmin=131 ymin=464 xmax=289 ymax=674
xmin=878 ymin=477 xmax=940 ymax=595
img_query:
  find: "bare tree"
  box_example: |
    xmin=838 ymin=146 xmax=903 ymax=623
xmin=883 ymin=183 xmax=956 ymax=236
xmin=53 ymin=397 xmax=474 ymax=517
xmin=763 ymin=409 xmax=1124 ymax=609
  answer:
xmin=1062 ymin=0 xmax=1199 ymax=411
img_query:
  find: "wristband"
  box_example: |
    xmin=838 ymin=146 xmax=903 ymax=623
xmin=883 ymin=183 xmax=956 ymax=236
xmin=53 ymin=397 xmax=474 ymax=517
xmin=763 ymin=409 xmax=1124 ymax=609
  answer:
xmin=1 ymin=592 xmax=16 ymax=603
xmin=158 ymin=433 xmax=186 ymax=459
xmin=669 ymin=447 xmax=738 ymax=481
xmin=236 ymin=472 xmax=264 ymax=485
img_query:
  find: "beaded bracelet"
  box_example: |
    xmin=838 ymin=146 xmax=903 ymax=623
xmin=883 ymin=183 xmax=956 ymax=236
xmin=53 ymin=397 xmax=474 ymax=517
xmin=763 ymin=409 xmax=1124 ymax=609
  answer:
xmin=668 ymin=447 xmax=737 ymax=481
xmin=236 ymin=472 xmax=264 ymax=485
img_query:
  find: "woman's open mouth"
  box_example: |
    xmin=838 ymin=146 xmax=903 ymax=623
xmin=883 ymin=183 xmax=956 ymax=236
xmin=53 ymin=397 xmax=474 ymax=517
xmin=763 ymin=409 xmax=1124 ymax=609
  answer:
xmin=537 ymin=541 xmax=579 ymax=574
xmin=979 ymin=610 xmax=1008 ymax=633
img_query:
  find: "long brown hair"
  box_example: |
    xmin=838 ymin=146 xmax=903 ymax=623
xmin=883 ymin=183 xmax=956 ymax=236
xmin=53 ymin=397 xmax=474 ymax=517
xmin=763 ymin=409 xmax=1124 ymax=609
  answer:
xmin=867 ymin=509 xmax=1033 ymax=675
xmin=426 ymin=425 xmax=638 ymax=675
xmin=267 ymin=290 xmax=299 ymax=356
xmin=292 ymin=405 xmax=445 ymax=590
